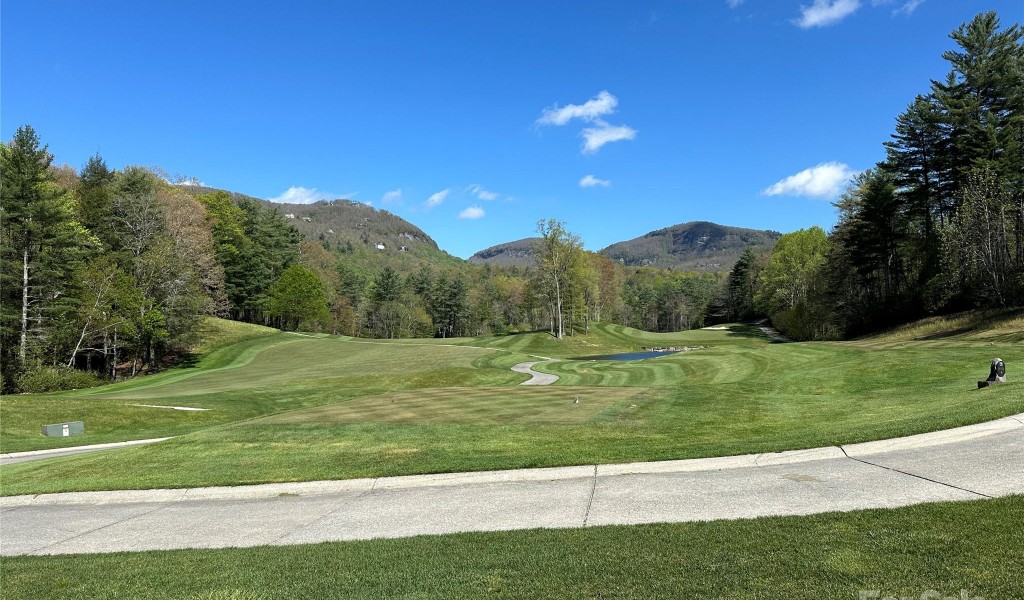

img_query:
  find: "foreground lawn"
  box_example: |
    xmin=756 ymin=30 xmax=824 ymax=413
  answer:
xmin=1 ymin=315 xmax=1021 ymax=495
xmin=2 ymin=496 xmax=1021 ymax=599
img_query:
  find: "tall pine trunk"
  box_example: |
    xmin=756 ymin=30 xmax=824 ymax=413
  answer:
xmin=553 ymin=275 xmax=563 ymax=339
xmin=20 ymin=248 xmax=29 ymax=362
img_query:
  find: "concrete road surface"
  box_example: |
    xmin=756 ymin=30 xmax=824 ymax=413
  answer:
xmin=2 ymin=413 xmax=1021 ymax=556
xmin=1 ymin=438 xmax=171 ymax=466
xmin=511 ymin=361 xmax=559 ymax=385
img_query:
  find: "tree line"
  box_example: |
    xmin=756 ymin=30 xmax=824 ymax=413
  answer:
xmin=0 ymin=136 xmax=303 ymax=392
xmin=725 ymin=11 xmax=1023 ymax=340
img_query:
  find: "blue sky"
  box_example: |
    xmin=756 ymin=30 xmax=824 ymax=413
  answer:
xmin=3 ymin=1 xmax=1021 ymax=258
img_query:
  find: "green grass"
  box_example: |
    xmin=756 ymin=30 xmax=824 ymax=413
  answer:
xmin=0 ymin=335 xmax=523 ymax=454
xmin=2 ymin=496 xmax=1021 ymax=599
xmin=254 ymin=386 xmax=644 ymax=425
xmin=858 ymin=307 xmax=1024 ymax=345
xmin=190 ymin=317 xmax=281 ymax=356
xmin=1 ymin=316 xmax=1021 ymax=495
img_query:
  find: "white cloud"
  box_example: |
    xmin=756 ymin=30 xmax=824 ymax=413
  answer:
xmin=537 ymin=91 xmax=637 ymax=155
xmin=536 ymin=90 xmax=618 ymax=126
xmin=174 ymin=177 xmax=205 ymax=187
xmin=794 ymin=0 xmax=860 ymax=28
xmin=270 ymin=186 xmax=338 ymax=204
xmin=458 ymin=206 xmax=485 ymax=220
xmin=892 ymin=0 xmax=924 ymax=16
xmin=579 ymin=175 xmax=611 ymax=188
xmin=582 ymin=122 xmax=637 ymax=154
xmin=426 ymin=188 xmax=449 ymax=208
xmin=763 ymin=162 xmax=859 ymax=199
xmin=382 ymin=189 xmax=403 ymax=205
xmin=726 ymin=0 xmax=744 ymax=7
xmin=467 ymin=184 xmax=499 ymax=201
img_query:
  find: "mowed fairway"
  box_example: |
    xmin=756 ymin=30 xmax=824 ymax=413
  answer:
xmin=256 ymin=387 xmax=645 ymax=425
xmin=1 ymin=314 xmax=1022 ymax=496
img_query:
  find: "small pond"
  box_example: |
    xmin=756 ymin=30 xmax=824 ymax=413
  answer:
xmin=572 ymin=351 xmax=679 ymax=361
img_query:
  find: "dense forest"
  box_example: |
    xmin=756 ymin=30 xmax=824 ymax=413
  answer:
xmin=724 ymin=11 xmax=1023 ymax=340
xmin=1 ymin=11 xmax=1019 ymax=391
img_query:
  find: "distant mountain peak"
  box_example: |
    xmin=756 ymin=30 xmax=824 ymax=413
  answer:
xmin=469 ymin=222 xmax=780 ymax=272
xmin=602 ymin=221 xmax=780 ymax=270
xmin=468 ymin=238 xmax=541 ymax=267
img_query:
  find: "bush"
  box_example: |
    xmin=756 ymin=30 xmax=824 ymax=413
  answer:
xmin=16 ymin=366 xmax=105 ymax=393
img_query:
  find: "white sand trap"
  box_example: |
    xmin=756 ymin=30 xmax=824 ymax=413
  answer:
xmin=130 ymin=404 xmax=210 ymax=412
xmin=702 ymin=326 xmax=728 ymax=330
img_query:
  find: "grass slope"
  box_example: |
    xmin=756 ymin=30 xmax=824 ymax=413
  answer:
xmin=1 ymin=315 xmax=1021 ymax=495
xmin=2 ymin=496 xmax=1021 ymax=599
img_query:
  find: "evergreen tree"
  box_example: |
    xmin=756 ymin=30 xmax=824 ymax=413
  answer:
xmin=77 ymin=153 xmax=115 ymax=245
xmin=428 ymin=273 xmax=470 ymax=338
xmin=883 ymin=95 xmax=947 ymax=280
xmin=0 ymin=126 xmax=93 ymax=388
xmin=726 ymin=248 xmax=757 ymax=321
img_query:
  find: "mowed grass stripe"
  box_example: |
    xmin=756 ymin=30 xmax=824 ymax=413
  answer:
xmin=0 ymin=340 xmax=526 ymax=453
xmin=254 ymin=386 xmax=645 ymax=425
xmin=88 ymin=339 xmax=522 ymax=400
xmin=2 ymin=315 xmax=1023 ymax=494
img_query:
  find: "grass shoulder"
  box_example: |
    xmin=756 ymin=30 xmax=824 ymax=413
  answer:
xmin=2 ymin=496 xmax=1020 ymax=599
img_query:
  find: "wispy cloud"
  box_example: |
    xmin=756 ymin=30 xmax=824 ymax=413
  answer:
xmin=726 ymin=0 xmax=744 ymax=8
xmin=876 ymin=0 xmax=925 ymax=16
xmin=582 ymin=123 xmax=637 ymax=154
xmin=382 ymin=189 xmax=403 ymax=205
xmin=458 ymin=206 xmax=485 ymax=220
xmin=426 ymin=188 xmax=449 ymax=208
xmin=467 ymin=184 xmax=499 ymax=201
xmin=579 ymin=174 xmax=611 ymax=188
xmin=763 ymin=162 xmax=859 ymax=199
xmin=794 ymin=0 xmax=861 ymax=28
xmin=270 ymin=186 xmax=339 ymax=204
xmin=891 ymin=0 xmax=925 ymax=16
xmin=536 ymin=90 xmax=618 ymax=126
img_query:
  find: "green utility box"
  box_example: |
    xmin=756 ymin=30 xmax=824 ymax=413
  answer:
xmin=42 ymin=421 xmax=84 ymax=437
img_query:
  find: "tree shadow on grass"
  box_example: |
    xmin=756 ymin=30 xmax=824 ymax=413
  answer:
xmin=725 ymin=323 xmax=774 ymax=341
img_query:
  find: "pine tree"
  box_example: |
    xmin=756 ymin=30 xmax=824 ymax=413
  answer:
xmin=0 ymin=126 xmax=92 ymax=387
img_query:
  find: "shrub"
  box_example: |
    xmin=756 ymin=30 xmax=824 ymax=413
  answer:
xmin=16 ymin=366 xmax=105 ymax=393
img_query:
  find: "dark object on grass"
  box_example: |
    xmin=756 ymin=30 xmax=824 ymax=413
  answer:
xmin=978 ymin=359 xmax=1006 ymax=389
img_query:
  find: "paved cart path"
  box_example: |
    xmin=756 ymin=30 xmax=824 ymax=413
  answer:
xmin=1 ymin=438 xmax=172 ymax=466
xmin=2 ymin=413 xmax=1022 ymax=556
xmin=512 ymin=361 xmax=559 ymax=385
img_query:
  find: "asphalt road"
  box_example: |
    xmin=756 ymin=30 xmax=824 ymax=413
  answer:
xmin=2 ymin=413 xmax=1021 ymax=556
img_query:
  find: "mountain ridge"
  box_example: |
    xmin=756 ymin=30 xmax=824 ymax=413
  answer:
xmin=469 ymin=221 xmax=781 ymax=271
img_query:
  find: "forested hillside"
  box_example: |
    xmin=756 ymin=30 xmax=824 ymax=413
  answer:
xmin=0 ymin=144 xmax=302 ymax=392
xmin=471 ymin=222 xmax=780 ymax=272
xmin=724 ymin=12 xmax=1023 ymax=340
xmin=469 ymin=238 xmax=542 ymax=267
xmin=260 ymin=199 xmax=463 ymax=274
xmin=601 ymin=222 xmax=781 ymax=271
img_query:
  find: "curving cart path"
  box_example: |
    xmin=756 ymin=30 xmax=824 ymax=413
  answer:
xmin=2 ymin=413 xmax=1022 ymax=556
xmin=511 ymin=360 xmax=559 ymax=385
